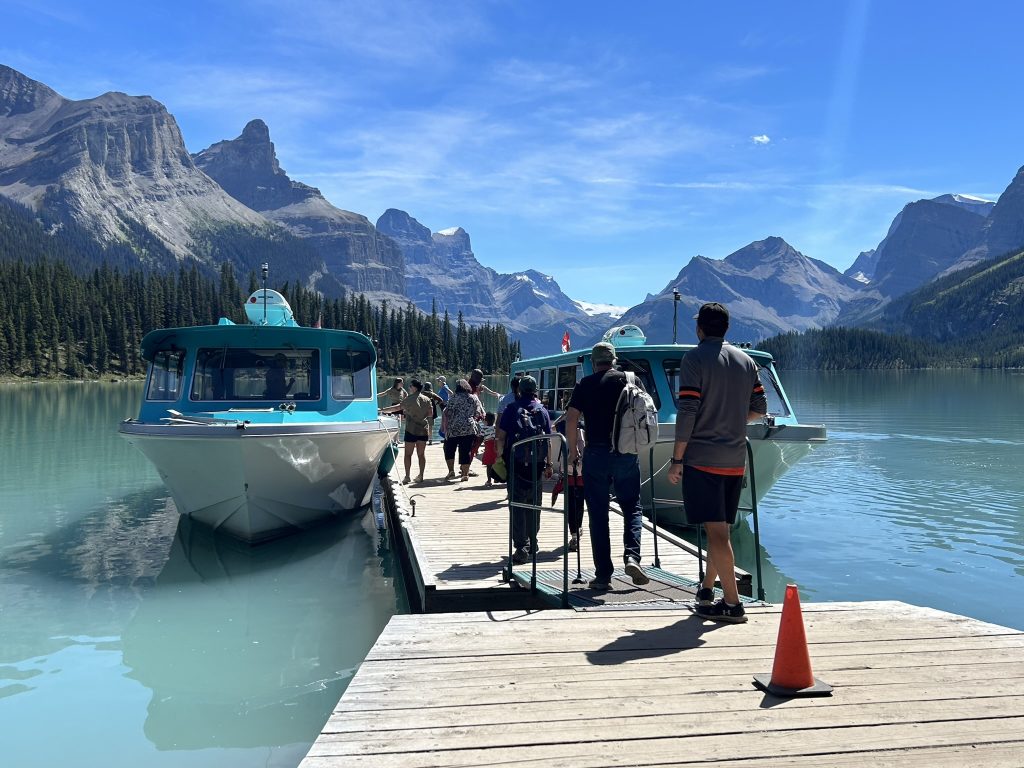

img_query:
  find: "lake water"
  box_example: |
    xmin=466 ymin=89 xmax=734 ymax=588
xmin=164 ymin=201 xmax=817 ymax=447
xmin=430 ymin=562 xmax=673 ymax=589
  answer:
xmin=741 ymin=370 xmax=1024 ymax=630
xmin=1 ymin=372 xmax=1023 ymax=766
xmin=0 ymin=383 xmax=408 ymax=768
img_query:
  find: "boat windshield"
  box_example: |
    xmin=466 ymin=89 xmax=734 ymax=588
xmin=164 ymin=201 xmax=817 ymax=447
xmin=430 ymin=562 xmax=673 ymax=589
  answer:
xmin=661 ymin=358 xmax=791 ymax=417
xmin=330 ymin=348 xmax=373 ymax=400
xmin=190 ymin=348 xmax=321 ymax=401
xmin=145 ymin=349 xmax=185 ymax=401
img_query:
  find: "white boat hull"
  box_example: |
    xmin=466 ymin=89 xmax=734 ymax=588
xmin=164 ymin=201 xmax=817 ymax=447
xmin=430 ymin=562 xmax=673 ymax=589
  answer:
xmin=120 ymin=421 xmax=398 ymax=543
xmin=641 ymin=422 xmax=825 ymax=527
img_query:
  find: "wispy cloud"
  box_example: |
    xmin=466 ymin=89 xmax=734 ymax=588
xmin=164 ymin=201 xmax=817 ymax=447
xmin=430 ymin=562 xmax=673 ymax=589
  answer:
xmin=751 ymin=134 xmax=771 ymax=145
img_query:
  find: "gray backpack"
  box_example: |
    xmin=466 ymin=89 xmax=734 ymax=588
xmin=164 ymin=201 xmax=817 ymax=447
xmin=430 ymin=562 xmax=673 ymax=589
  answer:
xmin=612 ymin=372 xmax=659 ymax=454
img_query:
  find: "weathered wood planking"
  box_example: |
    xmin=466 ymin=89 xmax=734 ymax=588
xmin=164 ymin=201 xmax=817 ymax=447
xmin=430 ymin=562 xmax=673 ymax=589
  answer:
xmin=387 ymin=443 xmax=746 ymax=610
xmin=301 ymin=602 xmax=1024 ymax=767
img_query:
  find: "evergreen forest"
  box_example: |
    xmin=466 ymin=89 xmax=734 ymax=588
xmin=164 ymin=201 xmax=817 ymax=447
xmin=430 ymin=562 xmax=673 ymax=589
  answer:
xmin=0 ymin=259 xmax=519 ymax=379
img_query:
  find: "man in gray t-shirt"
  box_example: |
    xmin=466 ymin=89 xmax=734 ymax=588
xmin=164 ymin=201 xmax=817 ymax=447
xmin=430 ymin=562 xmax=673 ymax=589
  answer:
xmin=667 ymin=303 xmax=767 ymax=624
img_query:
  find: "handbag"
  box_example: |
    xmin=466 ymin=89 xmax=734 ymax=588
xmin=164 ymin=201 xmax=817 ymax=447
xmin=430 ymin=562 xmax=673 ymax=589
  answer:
xmin=492 ymin=457 xmax=507 ymax=481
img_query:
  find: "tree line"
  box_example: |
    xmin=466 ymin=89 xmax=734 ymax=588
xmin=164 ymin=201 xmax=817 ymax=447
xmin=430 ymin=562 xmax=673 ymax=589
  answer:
xmin=759 ymin=326 xmax=1024 ymax=370
xmin=0 ymin=258 xmax=520 ymax=379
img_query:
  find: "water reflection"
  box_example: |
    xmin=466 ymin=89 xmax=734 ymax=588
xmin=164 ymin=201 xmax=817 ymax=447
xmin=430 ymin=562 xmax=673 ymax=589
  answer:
xmin=123 ymin=515 xmax=401 ymax=749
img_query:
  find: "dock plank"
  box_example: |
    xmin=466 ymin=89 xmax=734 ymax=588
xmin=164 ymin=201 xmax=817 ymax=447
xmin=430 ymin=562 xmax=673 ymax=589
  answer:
xmin=301 ymin=602 xmax=1024 ymax=768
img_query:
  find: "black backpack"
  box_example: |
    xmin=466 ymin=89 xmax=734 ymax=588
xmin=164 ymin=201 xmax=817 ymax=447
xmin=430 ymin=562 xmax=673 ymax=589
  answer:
xmin=511 ymin=405 xmax=546 ymax=464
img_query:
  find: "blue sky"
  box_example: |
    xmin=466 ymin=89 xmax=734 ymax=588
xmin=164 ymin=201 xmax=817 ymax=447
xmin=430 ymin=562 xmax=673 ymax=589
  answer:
xmin=4 ymin=0 xmax=1023 ymax=307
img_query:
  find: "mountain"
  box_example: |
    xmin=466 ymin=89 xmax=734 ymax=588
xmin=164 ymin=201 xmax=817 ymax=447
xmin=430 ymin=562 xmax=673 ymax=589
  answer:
xmin=619 ymin=237 xmax=863 ymax=343
xmin=957 ymin=165 xmax=1024 ymax=269
xmin=376 ymin=208 xmax=612 ymax=356
xmin=0 ymin=65 xmax=269 ymax=263
xmin=193 ymin=120 xmax=405 ymax=299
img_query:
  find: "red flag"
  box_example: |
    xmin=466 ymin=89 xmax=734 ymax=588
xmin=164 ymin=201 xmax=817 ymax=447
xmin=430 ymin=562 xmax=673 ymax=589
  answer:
xmin=313 ymin=312 xmax=322 ymax=329
xmin=561 ymin=330 xmax=571 ymax=353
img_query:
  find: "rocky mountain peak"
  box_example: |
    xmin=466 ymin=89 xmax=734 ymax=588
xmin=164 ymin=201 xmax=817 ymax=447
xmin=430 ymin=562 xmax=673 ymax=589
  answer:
xmin=0 ymin=65 xmax=61 ymax=118
xmin=241 ymin=118 xmax=271 ymax=143
xmin=377 ymin=208 xmax=431 ymax=241
xmin=192 ymin=118 xmax=313 ymax=210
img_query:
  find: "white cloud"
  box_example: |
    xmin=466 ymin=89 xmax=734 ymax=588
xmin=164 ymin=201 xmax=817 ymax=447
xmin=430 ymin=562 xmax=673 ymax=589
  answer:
xmin=751 ymin=134 xmax=771 ymax=145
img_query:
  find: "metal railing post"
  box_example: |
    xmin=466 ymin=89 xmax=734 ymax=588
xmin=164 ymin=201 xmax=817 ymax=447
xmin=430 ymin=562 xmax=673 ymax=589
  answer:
xmin=745 ymin=438 xmax=766 ymax=602
xmin=648 ymin=445 xmax=661 ymax=569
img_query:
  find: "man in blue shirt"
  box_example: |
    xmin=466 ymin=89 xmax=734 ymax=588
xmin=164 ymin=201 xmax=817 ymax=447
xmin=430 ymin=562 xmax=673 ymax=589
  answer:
xmin=436 ymin=376 xmax=453 ymax=439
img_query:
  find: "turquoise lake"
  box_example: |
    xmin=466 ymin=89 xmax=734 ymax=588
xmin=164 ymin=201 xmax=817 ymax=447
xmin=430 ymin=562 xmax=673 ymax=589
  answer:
xmin=1 ymin=371 xmax=1023 ymax=766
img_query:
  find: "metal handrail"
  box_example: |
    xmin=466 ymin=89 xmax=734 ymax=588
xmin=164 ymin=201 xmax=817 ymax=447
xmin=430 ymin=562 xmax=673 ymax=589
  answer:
xmin=503 ymin=431 xmax=570 ymax=608
xmin=646 ymin=437 xmax=766 ymax=601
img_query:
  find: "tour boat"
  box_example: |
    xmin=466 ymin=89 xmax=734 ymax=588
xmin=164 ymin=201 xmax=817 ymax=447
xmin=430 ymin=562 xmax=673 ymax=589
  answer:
xmin=510 ymin=325 xmax=826 ymax=526
xmin=119 ymin=286 xmax=398 ymax=543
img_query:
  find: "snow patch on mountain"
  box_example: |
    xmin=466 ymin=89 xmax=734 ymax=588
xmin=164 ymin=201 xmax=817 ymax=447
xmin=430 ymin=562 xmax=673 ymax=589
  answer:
xmin=575 ymin=300 xmax=628 ymax=319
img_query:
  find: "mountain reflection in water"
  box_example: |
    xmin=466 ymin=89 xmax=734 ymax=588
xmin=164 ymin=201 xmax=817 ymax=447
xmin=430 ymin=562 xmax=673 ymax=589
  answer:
xmin=122 ymin=515 xmax=402 ymax=750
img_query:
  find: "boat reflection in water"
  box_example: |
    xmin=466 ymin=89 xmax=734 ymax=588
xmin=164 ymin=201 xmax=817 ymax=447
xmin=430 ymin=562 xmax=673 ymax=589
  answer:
xmin=122 ymin=512 xmax=404 ymax=751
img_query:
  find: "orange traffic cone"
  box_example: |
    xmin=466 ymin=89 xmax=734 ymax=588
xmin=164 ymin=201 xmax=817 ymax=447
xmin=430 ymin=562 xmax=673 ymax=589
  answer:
xmin=753 ymin=584 xmax=833 ymax=697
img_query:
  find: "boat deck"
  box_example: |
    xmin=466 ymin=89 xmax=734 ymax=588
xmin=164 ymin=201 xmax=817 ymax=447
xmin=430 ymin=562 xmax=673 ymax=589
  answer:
xmin=302 ymin=601 xmax=1024 ymax=767
xmin=385 ymin=444 xmax=750 ymax=612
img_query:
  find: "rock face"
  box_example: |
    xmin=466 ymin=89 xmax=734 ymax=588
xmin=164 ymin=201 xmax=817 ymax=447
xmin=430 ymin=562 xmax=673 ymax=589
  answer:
xmin=0 ymin=65 xmax=267 ymax=259
xmin=868 ymin=199 xmax=988 ymax=298
xmin=619 ymin=237 xmax=863 ymax=343
xmin=961 ymin=166 xmax=1024 ymax=266
xmin=194 ymin=120 xmax=406 ymax=298
xmin=377 ymin=208 xmax=612 ymax=356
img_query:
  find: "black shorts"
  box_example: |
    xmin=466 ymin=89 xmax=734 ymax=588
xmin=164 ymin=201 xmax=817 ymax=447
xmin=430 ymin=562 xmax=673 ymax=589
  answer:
xmin=682 ymin=466 xmax=743 ymax=525
xmin=443 ymin=434 xmax=475 ymax=465
xmin=404 ymin=431 xmax=429 ymax=443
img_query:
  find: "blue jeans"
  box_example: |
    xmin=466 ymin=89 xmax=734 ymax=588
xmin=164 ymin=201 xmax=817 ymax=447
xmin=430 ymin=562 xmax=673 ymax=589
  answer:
xmin=583 ymin=446 xmax=644 ymax=582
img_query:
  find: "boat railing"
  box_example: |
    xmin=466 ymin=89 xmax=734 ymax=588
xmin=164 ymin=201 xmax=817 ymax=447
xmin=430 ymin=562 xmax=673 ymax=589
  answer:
xmin=645 ymin=438 xmax=766 ymax=602
xmin=502 ymin=431 xmax=575 ymax=607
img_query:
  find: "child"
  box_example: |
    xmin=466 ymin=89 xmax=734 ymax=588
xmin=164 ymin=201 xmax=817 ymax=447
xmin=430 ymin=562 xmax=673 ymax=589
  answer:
xmin=480 ymin=412 xmax=500 ymax=486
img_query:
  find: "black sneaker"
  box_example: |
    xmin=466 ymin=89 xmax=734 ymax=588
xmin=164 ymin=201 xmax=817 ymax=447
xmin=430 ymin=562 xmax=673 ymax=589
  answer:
xmin=696 ymin=599 xmax=747 ymax=624
xmin=511 ymin=547 xmax=529 ymax=565
xmin=695 ymin=586 xmax=715 ymax=606
xmin=588 ymin=578 xmax=612 ymax=591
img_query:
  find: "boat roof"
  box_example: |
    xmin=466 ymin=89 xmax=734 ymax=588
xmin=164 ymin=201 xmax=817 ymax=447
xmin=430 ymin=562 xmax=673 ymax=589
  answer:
xmin=514 ymin=342 xmax=775 ymax=369
xmin=139 ymin=324 xmax=376 ymax=363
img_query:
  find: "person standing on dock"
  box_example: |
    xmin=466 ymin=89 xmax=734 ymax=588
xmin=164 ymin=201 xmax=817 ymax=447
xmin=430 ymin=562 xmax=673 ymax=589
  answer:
xmin=497 ymin=375 xmax=553 ymax=564
xmin=380 ymin=379 xmax=434 ymax=484
xmin=667 ymin=302 xmax=767 ymax=624
xmin=378 ymin=378 xmax=407 ymax=407
xmin=436 ymin=376 xmax=453 ymax=439
xmin=442 ymin=379 xmax=486 ymax=482
xmin=565 ymin=342 xmax=649 ymax=590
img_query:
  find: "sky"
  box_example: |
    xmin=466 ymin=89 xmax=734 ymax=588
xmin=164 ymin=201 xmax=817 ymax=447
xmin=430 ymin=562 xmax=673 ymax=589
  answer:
xmin=3 ymin=0 xmax=1023 ymax=307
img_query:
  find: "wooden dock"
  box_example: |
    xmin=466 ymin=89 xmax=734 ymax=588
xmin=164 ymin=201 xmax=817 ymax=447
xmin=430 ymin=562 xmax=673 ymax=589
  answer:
xmin=302 ymin=601 xmax=1024 ymax=767
xmin=383 ymin=444 xmax=749 ymax=612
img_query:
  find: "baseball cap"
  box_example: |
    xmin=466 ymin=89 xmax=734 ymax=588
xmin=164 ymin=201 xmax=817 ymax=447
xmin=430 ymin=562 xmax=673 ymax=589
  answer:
xmin=694 ymin=302 xmax=729 ymax=330
xmin=591 ymin=342 xmax=617 ymax=365
xmin=436 ymin=375 xmax=446 ymax=383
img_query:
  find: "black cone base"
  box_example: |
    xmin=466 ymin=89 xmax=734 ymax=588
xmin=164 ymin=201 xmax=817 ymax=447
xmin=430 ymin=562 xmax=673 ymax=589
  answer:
xmin=753 ymin=673 xmax=833 ymax=697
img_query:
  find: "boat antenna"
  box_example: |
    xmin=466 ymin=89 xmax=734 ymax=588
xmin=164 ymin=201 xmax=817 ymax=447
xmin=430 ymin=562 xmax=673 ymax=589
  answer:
xmin=672 ymin=288 xmax=681 ymax=343
xmin=261 ymin=263 xmax=269 ymax=325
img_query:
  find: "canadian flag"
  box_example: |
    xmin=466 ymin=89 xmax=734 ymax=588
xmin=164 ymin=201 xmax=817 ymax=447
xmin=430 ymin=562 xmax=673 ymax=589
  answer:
xmin=561 ymin=330 xmax=571 ymax=353
xmin=313 ymin=313 xmax=322 ymax=329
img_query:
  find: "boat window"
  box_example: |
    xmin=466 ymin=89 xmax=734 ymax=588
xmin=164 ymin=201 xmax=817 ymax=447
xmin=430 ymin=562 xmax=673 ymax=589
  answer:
xmin=331 ymin=348 xmax=373 ymax=400
xmin=662 ymin=358 xmax=791 ymax=417
xmin=539 ymin=367 xmax=557 ymax=411
xmin=190 ymin=348 xmax=321 ymax=402
xmin=146 ymin=349 xmax=184 ymax=401
xmin=554 ymin=364 xmax=582 ymax=412
xmin=617 ymin=357 xmax=660 ymax=410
